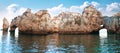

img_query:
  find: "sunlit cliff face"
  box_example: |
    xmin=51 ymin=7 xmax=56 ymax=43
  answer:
xmin=7 ymin=5 xmax=103 ymax=35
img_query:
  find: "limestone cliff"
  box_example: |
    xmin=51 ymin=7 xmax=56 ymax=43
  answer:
xmin=10 ymin=5 xmax=103 ymax=34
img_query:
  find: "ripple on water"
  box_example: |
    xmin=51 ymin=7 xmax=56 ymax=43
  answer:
xmin=0 ymin=31 xmax=120 ymax=53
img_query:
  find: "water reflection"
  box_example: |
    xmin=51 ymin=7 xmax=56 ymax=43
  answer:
xmin=45 ymin=33 xmax=60 ymax=53
xmin=0 ymin=30 xmax=120 ymax=53
xmin=15 ymin=28 xmax=19 ymax=41
xmin=44 ymin=34 xmax=86 ymax=53
xmin=99 ymin=34 xmax=120 ymax=53
xmin=1 ymin=30 xmax=22 ymax=53
xmin=0 ymin=30 xmax=2 ymax=53
xmin=99 ymin=38 xmax=108 ymax=53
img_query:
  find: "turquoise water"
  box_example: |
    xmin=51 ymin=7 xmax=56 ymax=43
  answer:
xmin=0 ymin=30 xmax=120 ymax=53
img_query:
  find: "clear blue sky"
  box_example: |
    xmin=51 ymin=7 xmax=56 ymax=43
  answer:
xmin=0 ymin=0 xmax=120 ymax=10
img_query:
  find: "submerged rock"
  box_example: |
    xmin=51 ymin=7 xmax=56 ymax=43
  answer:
xmin=10 ymin=5 xmax=103 ymax=34
xmin=3 ymin=18 xmax=9 ymax=31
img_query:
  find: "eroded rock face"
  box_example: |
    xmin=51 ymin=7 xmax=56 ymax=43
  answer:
xmin=115 ymin=12 xmax=120 ymax=34
xmin=3 ymin=18 xmax=9 ymax=31
xmin=56 ymin=5 xmax=103 ymax=34
xmin=16 ymin=9 xmax=52 ymax=34
xmin=81 ymin=5 xmax=103 ymax=32
xmin=103 ymin=12 xmax=120 ymax=34
xmin=10 ymin=5 xmax=103 ymax=34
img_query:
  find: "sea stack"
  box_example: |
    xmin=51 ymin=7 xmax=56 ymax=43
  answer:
xmin=3 ymin=17 xmax=9 ymax=31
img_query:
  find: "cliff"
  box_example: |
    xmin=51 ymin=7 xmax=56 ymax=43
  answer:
xmin=103 ymin=12 xmax=120 ymax=34
xmin=55 ymin=5 xmax=103 ymax=34
xmin=10 ymin=5 xmax=103 ymax=34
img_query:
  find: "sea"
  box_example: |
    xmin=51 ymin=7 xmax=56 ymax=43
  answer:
xmin=0 ymin=29 xmax=120 ymax=53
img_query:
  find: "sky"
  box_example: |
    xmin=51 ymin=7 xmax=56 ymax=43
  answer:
xmin=0 ymin=0 xmax=120 ymax=29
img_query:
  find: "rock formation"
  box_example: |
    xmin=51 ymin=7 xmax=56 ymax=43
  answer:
xmin=3 ymin=17 xmax=9 ymax=31
xmin=114 ymin=12 xmax=120 ymax=17
xmin=10 ymin=5 xmax=103 ymax=34
xmin=102 ymin=12 xmax=120 ymax=34
xmin=113 ymin=12 xmax=120 ymax=34
xmin=10 ymin=8 xmax=53 ymax=34
xmin=56 ymin=5 xmax=103 ymax=34
xmin=103 ymin=16 xmax=117 ymax=33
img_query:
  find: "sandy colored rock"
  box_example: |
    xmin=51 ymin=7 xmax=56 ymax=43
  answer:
xmin=10 ymin=5 xmax=103 ymax=34
xmin=56 ymin=5 xmax=103 ymax=34
xmin=3 ymin=18 xmax=9 ymax=31
xmin=10 ymin=8 xmax=55 ymax=34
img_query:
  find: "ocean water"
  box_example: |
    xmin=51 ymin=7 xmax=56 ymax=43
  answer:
xmin=0 ymin=30 xmax=120 ymax=53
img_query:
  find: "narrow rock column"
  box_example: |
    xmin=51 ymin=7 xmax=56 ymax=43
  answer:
xmin=3 ymin=17 xmax=9 ymax=31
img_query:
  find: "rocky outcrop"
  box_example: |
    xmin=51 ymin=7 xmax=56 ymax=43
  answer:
xmin=10 ymin=5 xmax=103 ymax=34
xmin=10 ymin=8 xmax=53 ymax=34
xmin=113 ymin=12 xmax=120 ymax=34
xmin=102 ymin=16 xmax=117 ymax=33
xmin=56 ymin=5 xmax=103 ymax=34
xmin=102 ymin=12 xmax=120 ymax=34
xmin=3 ymin=18 xmax=9 ymax=31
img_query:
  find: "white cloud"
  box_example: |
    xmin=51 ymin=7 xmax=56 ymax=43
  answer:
xmin=0 ymin=4 xmax=27 ymax=29
xmin=79 ymin=1 xmax=89 ymax=9
xmin=47 ymin=1 xmax=101 ymax=17
xmin=100 ymin=2 xmax=120 ymax=16
xmin=47 ymin=1 xmax=120 ymax=17
xmin=106 ymin=2 xmax=120 ymax=12
xmin=6 ymin=4 xmax=18 ymax=13
xmin=91 ymin=1 xmax=100 ymax=7
xmin=47 ymin=4 xmax=68 ymax=17
xmin=5 ymin=4 xmax=27 ymax=20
